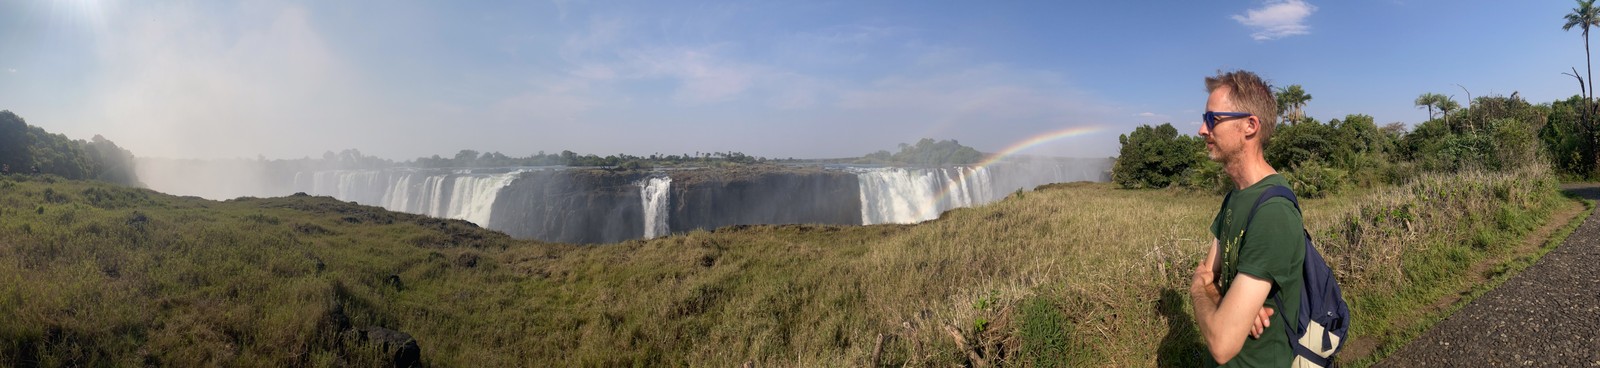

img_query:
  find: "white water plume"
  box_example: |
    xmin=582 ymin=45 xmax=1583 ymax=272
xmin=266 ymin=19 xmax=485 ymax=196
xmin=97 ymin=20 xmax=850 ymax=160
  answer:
xmin=852 ymin=159 xmax=1110 ymax=225
xmin=855 ymin=166 xmax=993 ymax=225
xmin=298 ymin=169 xmax=522 ymax=227
xmin=640 ymin=176 xmax=672 ymax=239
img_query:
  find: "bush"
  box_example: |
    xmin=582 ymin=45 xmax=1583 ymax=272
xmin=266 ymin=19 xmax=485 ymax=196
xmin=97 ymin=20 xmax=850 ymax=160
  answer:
xmin=1537 ymin=95 xmax=1589 ymax=178
xmin=1113 ymin=124 xmax=1205 ymax=189
xmin=1182 ymin=160 xmax=1233 ymax=194
xmin=1266 ymin=119 xmax=1335 ymax=171
xmin=1283 ymin=161 xmax=1347 ymax=198
xmin=1487 ymin=117 xmax=1539 ymax=171
xmin=1404 ymin=95 xmax=1552 ymax=174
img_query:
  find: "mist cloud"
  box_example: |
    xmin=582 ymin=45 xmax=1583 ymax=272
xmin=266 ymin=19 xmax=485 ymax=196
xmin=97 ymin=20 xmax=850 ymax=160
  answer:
xmin=90 ymin=3 xmax=396 ymax=159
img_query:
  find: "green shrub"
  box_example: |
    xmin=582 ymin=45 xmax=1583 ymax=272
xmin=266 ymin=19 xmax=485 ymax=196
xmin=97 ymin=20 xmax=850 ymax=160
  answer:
xmin=1266 ymin=119 xmax=1334 ymax=171
xmin=1113 ymin=124 xmax=1205 ymax=189
xmin=1182 ymin=160 xmax=1233 ymax=194
xmin=1537 ymin=95 xmax=1589 ymax=178
xmin=1284 ymin=161 xmax=1347 ymax=198
xmin=1487 ymin=117 xmax=1538 ymax=171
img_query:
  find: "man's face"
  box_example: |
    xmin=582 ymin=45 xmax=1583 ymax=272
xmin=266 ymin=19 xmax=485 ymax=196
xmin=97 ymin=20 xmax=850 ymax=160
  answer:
xmin=1200 ymin=86 xmax=1248 ymax=163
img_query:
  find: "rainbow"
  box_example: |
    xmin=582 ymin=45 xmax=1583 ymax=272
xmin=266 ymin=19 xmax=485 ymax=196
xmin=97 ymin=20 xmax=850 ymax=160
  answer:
xmin=932 ymin=125 xmax=1105 ymax=205
xmin=973 ymin=125 xmax=1105 ymax=168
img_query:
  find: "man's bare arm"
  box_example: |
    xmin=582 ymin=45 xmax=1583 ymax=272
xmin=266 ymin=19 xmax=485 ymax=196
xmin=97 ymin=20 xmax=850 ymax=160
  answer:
xmin=1191 ymin=239 xmax=1274 ymax=364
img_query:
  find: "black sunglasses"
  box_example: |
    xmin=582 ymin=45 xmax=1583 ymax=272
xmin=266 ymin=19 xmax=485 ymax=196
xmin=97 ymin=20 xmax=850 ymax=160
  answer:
xmin=1202 ymin=111 xmax=1253 ymax=131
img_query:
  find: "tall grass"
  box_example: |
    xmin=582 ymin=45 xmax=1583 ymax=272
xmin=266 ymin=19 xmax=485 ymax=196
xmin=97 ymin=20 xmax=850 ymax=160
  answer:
xmin=0 ymin=167 xmax=1570 ymax=366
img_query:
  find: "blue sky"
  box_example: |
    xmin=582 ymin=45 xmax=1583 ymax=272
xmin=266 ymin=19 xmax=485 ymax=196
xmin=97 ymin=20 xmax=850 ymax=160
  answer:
xmin=0 ymin=0 xmax=1586 ymax=160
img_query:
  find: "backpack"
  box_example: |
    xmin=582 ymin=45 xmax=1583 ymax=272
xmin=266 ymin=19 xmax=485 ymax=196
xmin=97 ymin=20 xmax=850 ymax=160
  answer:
xmin=1239 ymin=185 xmax=1351 ymax=367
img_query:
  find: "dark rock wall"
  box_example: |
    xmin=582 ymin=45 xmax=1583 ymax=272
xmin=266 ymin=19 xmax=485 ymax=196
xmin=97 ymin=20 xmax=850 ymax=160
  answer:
xmin=488 ymin=170 xmax=648 ymax=244
xmin=488 ymin=168 xmax=863 ymax=244
xmin=668 ymin=169 xmax=862 ymax=233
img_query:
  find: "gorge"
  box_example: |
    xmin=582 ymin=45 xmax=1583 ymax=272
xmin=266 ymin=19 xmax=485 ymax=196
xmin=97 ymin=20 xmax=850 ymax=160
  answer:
xmin=146 ymin=159 xmax=1112 ymax=244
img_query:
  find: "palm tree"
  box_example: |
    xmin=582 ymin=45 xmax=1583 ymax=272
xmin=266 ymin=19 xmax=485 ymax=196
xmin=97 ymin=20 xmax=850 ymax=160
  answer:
xmin=1414 ymin=93 xmax=1443 ymax=121
xmin=1570 ymin=0 xmax=1600 ymax=176
xmin=1565 ymin=0 xmax=1600 ymax=105
xmin=1416 ymin=93 xmax=1463 ymax=130
xmin=1437 ymin=97 xmax=1461 ymax=129
xmin=1275 ymin=85 xmax=1312 ymax=123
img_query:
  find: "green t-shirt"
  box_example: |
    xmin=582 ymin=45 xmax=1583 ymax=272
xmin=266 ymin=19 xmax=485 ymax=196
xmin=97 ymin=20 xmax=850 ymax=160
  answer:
xmin=1204 ymin=174 xmax=1306 ymax=368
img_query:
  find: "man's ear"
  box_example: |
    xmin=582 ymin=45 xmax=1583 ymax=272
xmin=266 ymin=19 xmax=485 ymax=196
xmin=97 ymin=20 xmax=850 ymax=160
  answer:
xmin=1242 ymin=116 xmax=1260 ymax=138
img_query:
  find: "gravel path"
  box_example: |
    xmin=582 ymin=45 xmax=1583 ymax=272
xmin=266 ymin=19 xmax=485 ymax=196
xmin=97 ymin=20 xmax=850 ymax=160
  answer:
xmin=1376 ymin=184 xmax=1600 ymax=367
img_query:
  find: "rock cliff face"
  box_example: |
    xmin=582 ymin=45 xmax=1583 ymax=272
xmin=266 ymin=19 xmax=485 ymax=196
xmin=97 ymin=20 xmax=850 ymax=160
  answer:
xmin=487 ymin=168 xmax=862 ymax=244
xmin=667 ymin=168 xmax=862 ymax=233
xmin=488 ymin=169 xmax=648 ymax=244
xmin=243 ymin=158 xmax=1112 ymax=245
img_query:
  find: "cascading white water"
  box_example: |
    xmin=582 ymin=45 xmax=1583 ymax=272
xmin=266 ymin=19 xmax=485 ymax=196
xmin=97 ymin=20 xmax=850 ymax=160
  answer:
xmin=294 ymin=169 xmax=522 ymax=227
xmin=443 ymin=173 xmax=522 ymax=227
xmin=639 ymin=176 xmax=672 ymax=239
xmin=381 ymin=172 xmax=413 ymax=210
xmin=427 ymin=175 xmax=449 ymax=218
xmin=852 ymin=158 xmax=1112 ymax=225
xmin=855 ymin=166 xmax=995 ymax=225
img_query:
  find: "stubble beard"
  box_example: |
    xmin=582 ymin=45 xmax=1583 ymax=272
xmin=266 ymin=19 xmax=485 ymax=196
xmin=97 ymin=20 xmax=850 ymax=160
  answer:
xmin=1206 ymin=141 xmax=1225 ymax=163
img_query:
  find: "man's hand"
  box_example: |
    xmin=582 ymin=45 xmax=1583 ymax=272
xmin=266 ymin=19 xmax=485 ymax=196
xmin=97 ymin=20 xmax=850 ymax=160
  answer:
xmin=1251 ymin=307 xmax=1274 ymax=339
xmin=1191 ymin=240 xmax=1220 ymax=296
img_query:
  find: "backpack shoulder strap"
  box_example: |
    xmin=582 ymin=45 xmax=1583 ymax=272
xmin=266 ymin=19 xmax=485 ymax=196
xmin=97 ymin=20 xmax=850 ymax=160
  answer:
xmin=1244 ymin=185 xmax=1300 ymax=228
xmin=1245 ymin=185 xmax=1316 ymax=342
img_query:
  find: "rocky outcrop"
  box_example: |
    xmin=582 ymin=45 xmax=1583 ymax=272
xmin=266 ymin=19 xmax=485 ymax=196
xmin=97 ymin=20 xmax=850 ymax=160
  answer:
xmin=488 ymin=169 xmax=649 ymax=244
xmin=487 ymin=167 xmax=862 ymax=244
xmin=355 ymin=326 xmax=422 ymax=368
xmin=668 ymin=167 xmax=862 ymax=232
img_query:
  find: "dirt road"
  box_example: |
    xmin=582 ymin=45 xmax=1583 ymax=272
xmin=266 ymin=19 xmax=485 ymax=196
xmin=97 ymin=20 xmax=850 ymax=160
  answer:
xmin=1376 ymin=184 xmax=1600 ymax=367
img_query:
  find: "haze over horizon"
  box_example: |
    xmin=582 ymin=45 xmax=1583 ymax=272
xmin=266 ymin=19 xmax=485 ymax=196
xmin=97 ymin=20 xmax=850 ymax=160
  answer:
xmin=0 ymin=0 xmax=1584 ymax=161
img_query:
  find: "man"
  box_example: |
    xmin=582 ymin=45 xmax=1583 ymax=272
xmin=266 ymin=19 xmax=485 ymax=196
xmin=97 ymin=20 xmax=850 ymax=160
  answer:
xmin=1189 ymin=70 xmax=1306 ymax=367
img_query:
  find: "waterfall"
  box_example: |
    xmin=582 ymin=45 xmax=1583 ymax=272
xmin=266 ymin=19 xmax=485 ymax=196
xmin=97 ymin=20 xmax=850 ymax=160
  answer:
xmin=856 ymin=168 xmax=941 ymax=225
xmin=291 ymin=169 xmax=520 ymax=227
xmin=263 ymin=158 xmax=1109 ymax=243
xmin=443 ymin=172 xmax=522 ymax=227
xmin=381 ymin=172 xmax=413 ymax=211
xmin=426 ymin=175 xmax=449 ymax=218
xmin=855 ymin=166 xmax=997 ymax=225
xmin=639 ymin=176 xmax=672 ymax=239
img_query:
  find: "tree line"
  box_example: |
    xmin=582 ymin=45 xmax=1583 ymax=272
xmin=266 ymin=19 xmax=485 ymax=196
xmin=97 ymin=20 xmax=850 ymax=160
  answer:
xmin=1117 ymin=2 xmax=1600 ymax=193
xmin=0 ymin=110 xmax=139 ymax=186
xmin=1114 ymin=89 xmax=1567 ymax=197
xmin=856 ymin=138 xmax=984 ymax=165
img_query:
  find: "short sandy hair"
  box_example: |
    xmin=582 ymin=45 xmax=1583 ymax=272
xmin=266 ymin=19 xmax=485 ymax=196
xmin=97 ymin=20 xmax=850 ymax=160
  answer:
xmin=1205 ymin=70 xmax=1279 ymax=148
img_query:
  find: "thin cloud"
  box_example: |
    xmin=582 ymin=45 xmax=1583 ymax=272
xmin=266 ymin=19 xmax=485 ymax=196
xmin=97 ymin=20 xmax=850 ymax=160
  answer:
xmin=1232 ymin=0 xmax=1318 ymax=41
xmin=6 ymin=69 xmax=14 ymax=73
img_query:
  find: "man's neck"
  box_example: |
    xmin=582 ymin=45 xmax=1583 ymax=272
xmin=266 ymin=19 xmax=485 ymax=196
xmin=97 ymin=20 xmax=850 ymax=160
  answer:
xmin=1224 ymin=152 xmax=1277 ymax=190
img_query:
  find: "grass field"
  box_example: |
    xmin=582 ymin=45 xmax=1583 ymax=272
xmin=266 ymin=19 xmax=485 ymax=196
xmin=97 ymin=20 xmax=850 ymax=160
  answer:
xmin=0 ymin=166 xmax=1575 ymax=366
